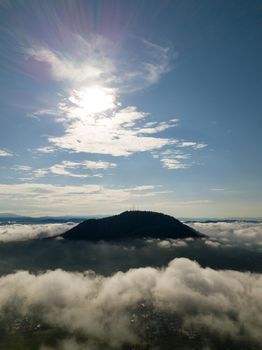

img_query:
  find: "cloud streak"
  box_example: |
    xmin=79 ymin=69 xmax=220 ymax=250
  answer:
xmin=31 ymin=160 xmax=117 ymax=179
xmin=0 ymin=182 xmax=162 ymax=215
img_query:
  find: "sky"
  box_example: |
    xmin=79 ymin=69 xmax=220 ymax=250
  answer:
xmin=0 ymin=0 xmax=261 ymax=217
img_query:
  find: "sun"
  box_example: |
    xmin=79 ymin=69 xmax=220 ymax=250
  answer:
xmin=69 ymin=85 xmax=116 ymax=114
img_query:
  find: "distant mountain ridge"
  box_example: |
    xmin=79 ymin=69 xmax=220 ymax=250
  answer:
xmin=0 ymin=214 xmax=88 ymax=225
xmin=59 ymin=210 xmax=204 ymax=241
xmin=0 ymin=213 xmax=22 ymax=218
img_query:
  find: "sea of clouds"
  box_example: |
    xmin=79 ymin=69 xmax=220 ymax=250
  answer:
xmin=0 ymin=258 xmax=261 ymax=349
xmin=0 ymin=221 xmax=261 ymax=349
xmin=189 ymin=221 xmax=262 ymax=246
xmin=0 ymin=221 xmax=261 ymax=276
xmin=0 ymin=221 xmax=261 ymax=247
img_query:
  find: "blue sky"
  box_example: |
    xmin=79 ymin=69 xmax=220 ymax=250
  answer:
xmin=0 ymin=0 xmax=261 ymax=217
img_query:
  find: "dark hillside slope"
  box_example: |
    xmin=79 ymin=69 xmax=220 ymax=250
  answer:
xmin=59 ymin=211 xmax=203 ymax=241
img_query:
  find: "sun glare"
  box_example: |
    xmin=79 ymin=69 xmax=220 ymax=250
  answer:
xmin=69 ymin=86 xmax=116 ymax=114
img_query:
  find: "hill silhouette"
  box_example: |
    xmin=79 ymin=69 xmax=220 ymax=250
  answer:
xmin=59 ymin=211 xmax=203 ymax=241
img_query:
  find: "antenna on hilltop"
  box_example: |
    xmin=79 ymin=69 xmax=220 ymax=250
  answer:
xmin=129 ymin=204 xmax=135 ymax=211
xmin=129 ymin=204 xmax=140 ymax=211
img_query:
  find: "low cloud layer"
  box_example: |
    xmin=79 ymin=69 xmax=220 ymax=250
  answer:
xmin=0 ymin=221 xmax=261 ymax=278
xmin=189 ymin=221 xmax=262 ymax=246
xmin=1 ymin=220 xmax=261 ymax=248
xmin=0 ymin=258 xmax=261 ymax=349
xmin=0 ymin=223 xmax=76 ymax=242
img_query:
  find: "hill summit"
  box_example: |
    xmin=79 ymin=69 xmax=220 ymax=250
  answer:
xmin=59 ymin=210 xmax=203 ymax=241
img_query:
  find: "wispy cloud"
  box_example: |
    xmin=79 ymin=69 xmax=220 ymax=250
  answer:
xmin=31 ymin=160 xmax=117 ymax=179
xmin=0 ymin=183 xmax=161 ymax=215
xmin=153 ymin=145 xmax=205 ymax=171
xmin=177 ymin=141 xmax=207 ymax=149
xmin=75 ymin=160 xmax=117 ymax=170
xmin=35 ymin=146 xmax=57 ymax=154
xmin=48 ymin=160 xmax=115 ymax=178
xmin=118 ymin=36 xmax=173 ymax=91
xmin=0 ymin=149 xmax=13 ymax=157
xmin=13 ymin=165 xmax=32 ymax=171
xmin=26 ymin=38 xmax=113 ymax=85
xmin=160 ymin=158 xmax=190 ymax=170
xmin=139 ymin=38 xmax=172 ymax=85
xmin=26 ymin=34 xmax=171 ymax=89
xmin=47 ymin=164 xmax=90 ymax=178
xmin=135 ymin=119 xmax=179 ymax=134
xmin=0 ymin=223 xmax=76 ymax=242
xmin=33 ymin=169 xmax=49 ymax=178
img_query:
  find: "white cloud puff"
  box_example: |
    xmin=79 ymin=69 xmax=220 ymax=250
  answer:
xmin=149 ymin=239 xmax=188 ymax=248
xmin=204 ymin=239 xmax=221 ymax=248
xmin=27 ymin=34 xmax=172 ymax=91
xmin=27 ymin=44 xmax=110 ymax=85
